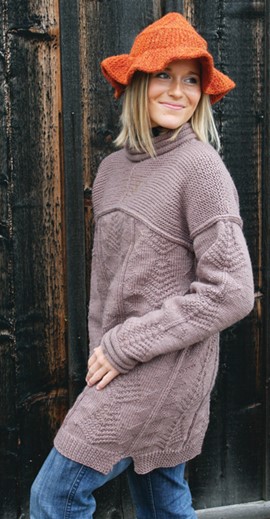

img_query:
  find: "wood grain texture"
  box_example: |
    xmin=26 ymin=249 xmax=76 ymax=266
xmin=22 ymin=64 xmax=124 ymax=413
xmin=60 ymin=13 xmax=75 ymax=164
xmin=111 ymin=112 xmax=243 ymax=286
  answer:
xmin=59 ymin=0 xmax=88 ymax=405
xmin=0 ymin=1 xmax=68 ymax=516
xmin=0 ymin=5 xmax=17 ymax=515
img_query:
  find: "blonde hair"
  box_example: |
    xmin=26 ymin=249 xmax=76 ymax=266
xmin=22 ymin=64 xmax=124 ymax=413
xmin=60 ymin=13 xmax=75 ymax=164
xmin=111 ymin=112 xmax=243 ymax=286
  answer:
xmin=114 ymin=71 xmax=220 ymax=156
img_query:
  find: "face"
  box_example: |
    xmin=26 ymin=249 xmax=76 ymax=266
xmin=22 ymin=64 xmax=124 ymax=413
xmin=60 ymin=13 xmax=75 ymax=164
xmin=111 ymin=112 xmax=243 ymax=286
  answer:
xmin=147 ymin=59 xmax=201 ymax=129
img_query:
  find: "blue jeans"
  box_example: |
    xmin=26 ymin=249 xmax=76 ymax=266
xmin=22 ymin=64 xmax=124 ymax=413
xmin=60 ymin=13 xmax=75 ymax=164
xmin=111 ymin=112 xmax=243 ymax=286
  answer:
xmin=30 ymin=447 xmax=197 ymax=518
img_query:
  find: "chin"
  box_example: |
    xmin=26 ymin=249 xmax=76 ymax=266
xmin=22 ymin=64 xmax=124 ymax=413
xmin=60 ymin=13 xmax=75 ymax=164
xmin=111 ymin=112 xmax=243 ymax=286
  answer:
xmin=159 ymin=118 xmax=187 ymax=130
xmin=162 ymin=123 xmax=183 ymax=130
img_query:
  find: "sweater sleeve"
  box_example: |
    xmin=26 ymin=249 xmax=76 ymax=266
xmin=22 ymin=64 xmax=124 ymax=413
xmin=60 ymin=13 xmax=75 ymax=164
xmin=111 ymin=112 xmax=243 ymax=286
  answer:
xmin=101 ymin=218 xmax=254 ymax=373
xmin=100 ymin=146 xmax=254 ymax=372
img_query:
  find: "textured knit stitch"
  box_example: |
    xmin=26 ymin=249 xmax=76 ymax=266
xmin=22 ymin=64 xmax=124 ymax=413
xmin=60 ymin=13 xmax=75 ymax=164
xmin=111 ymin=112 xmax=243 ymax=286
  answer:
xmin=101 ymin=12 xmax=235 ymax=104
xmin=54 ymin=123 xmax=254 ymax=475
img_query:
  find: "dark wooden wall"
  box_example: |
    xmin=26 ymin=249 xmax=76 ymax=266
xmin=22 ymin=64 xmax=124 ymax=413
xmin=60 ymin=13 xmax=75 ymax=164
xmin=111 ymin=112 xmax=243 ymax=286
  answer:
xmin=0 ymin=0 xmax=268 ymax=517
xmin=0 ymin=1 xmax=68 ymax=516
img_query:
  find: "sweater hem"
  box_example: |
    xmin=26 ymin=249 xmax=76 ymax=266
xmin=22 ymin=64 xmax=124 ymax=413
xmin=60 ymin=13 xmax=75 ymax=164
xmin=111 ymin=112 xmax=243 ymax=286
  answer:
xmin=54 ymin=429 xmax=122 ymax=475
xmin=132 ymin=445 xmax=202 ymax=474
xmin=54 ymin=427 xmax=202 ymax=475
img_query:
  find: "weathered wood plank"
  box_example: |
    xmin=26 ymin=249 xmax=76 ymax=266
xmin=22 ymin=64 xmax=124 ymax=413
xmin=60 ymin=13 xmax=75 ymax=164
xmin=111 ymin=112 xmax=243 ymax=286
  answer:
xmin=59 ymin=0 xmax=88 ymax=405
xmin=0 ymin=1 xmax=68 ymax=516
xmin=0 ymin=3 xmax=20 ymax=516
xmin=161 ymin=0 xmax=184 ymax=14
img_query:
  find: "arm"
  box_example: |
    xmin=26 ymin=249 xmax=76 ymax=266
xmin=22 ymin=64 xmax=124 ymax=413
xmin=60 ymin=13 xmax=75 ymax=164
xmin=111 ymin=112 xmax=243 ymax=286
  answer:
xmin=87 ymin=145 xmax=254 ymax=385
xmin=101 ymin=219 xmax=254 ymax=373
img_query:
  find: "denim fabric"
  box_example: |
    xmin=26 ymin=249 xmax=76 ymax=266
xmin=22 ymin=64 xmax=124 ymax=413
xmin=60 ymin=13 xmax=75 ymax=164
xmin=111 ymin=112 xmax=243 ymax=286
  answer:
xmin=127 ymin=463 xmax=197 ymax=519
xmin=30 ymin=447 xmax=197 ymax=518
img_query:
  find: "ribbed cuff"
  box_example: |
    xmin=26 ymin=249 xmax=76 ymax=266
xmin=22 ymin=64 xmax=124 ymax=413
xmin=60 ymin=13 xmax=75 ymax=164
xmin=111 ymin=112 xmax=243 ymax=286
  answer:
xmin=101 ymin=325 xmax=137 ymax=374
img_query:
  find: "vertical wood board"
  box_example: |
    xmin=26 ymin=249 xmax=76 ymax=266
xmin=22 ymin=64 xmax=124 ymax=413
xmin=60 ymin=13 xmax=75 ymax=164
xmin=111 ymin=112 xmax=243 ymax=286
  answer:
xmin=0 ymin=3 xmax=17 ymax=515
xmin=0 ymin=1 xmax=68 ymax=516
xmin=59 ymin=0 xmax=88 ymax=405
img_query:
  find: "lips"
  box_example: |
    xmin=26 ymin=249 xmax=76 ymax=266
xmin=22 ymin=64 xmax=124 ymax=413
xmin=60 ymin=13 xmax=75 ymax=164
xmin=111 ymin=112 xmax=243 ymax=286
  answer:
xmin=160 ymin=102 xmax=185 ymax=110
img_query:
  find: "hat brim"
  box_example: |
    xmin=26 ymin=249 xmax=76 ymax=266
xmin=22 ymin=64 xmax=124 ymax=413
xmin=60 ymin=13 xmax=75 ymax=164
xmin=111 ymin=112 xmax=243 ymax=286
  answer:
xmin=203 ymin=67 xmax=236 ymax=104
xmin=101 ymin=48 xmax=235 ymax=104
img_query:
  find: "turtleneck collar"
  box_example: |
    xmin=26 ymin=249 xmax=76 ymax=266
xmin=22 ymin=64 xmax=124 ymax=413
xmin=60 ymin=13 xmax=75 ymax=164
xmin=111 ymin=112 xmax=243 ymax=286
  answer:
xmin=125 ymin=122 xmax=197 ymax=162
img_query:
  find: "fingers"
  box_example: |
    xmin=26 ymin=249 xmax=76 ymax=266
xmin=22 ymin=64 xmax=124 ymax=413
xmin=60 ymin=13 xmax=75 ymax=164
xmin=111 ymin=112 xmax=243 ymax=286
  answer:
xmin=87 ymin=348 xmax=99 ymax=369
xmin=86 ymin=365 xmax=107 ymax=387
xmin=88 ymin=346 xmax=106 ymax=369
xmin=86 ymin=365 xmax=119 ymax=390
xmin=95 ymin=370 xmax=119 ymax=390
xmin=85 ymin=346 xmax=120 ymax=390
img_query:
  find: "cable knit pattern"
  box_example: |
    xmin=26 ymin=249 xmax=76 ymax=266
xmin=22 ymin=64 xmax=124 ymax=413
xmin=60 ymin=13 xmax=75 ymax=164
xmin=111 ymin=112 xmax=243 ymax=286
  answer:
xmin=54 ymin=123 xmax=254 ymax=475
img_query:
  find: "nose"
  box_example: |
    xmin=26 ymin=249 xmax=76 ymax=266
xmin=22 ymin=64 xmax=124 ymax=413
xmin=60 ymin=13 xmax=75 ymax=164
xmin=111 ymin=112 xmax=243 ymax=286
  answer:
xmin=168 ymin=79 xmax=184 ymax=97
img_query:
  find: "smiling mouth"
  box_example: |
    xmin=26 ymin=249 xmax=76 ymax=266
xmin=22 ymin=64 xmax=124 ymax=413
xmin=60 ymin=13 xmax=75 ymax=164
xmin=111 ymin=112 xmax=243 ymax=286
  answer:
xmin=160 ymin=103 xmax=185 ymax=110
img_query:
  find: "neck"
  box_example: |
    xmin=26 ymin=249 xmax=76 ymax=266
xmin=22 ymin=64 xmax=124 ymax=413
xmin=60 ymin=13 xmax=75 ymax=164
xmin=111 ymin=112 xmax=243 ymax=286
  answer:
xmin=126 ymin=122 xmax=196 ymax=162
xmin=151 ymin=127 xmax=162 ymax=137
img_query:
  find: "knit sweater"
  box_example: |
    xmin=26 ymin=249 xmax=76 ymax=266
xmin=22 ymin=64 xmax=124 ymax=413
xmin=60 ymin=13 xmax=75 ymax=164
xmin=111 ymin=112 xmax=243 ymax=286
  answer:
xmin=54 ymin=123 xmax=254 ymax=474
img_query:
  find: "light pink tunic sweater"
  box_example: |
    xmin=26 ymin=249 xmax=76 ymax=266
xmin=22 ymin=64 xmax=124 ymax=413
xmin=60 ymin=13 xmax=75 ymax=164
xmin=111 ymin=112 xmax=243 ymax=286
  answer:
xmin=54 ymin=123 xmax=254 ymax=474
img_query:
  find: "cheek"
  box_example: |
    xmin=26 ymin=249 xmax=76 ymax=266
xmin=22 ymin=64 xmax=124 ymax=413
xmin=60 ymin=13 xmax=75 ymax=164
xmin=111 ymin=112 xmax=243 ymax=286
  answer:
xmin=194 ymin=90 xmax=202 ymax=103
xmin=190 ymin=91 xmax=201 ymax=111
xmin=148 ymin=80 xmax=164 ymax=100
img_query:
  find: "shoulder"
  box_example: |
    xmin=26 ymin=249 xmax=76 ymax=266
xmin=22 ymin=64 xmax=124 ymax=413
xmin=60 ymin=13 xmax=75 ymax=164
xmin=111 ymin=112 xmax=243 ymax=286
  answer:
xmin=172 ymin=138 xmax=230 ymax=179
xmin=175 ymin=140 xmax=242 ymax=238
xmin=161 ymin=137 xmax=235 ymax=197
xmin=96 ymin=148 xmax=126 ymax=175
xmin=172 ymin=139 xmax=238 ymax=200
xmin=92 ymin=147 xmax=127 ymax=212
xmin=93 ymin=148 xmax=125 ymax=192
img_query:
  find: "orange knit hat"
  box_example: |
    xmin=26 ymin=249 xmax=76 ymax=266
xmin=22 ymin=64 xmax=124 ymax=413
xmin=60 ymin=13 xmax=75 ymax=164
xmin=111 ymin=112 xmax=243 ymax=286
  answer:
xmin=101 ymin=12 xmax=235 ymax=104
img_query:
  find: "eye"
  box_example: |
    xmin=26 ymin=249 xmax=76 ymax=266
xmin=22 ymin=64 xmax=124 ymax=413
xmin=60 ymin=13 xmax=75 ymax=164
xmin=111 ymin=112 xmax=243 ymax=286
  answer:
xmin=184 ymin=76 xmax=200 ymax=85
xmin=154 ymin=71 xmax=170 ymax=79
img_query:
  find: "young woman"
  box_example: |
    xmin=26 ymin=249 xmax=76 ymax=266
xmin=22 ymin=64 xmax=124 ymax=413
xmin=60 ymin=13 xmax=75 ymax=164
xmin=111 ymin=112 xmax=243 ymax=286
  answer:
xmin=30 ymin=12 xmax=254 ymax=519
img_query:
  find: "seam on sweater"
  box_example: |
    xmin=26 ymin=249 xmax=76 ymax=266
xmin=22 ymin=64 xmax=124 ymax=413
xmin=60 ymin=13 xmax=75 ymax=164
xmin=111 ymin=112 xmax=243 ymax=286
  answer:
xmin=190 ymin=214 xmax=243 ymax=239
xmin=123 ymin=349 xmax=188 ymax=455
xmin=95 ymin=222 xmax=110 ymax=284
xmin=162 ymin=269 xmax=228 ymax=333
xmin=181 ymin=393 xmax=210 ymax=452
xmin=96 ymin=207 xmax=194 ymax=250
xmin=166 ymin=340 xmax=218 ymax=445
xmin=120 ymin=163 xmax=137 ymax=202
xmin=116 ymin=218 xmax=136 ymax=323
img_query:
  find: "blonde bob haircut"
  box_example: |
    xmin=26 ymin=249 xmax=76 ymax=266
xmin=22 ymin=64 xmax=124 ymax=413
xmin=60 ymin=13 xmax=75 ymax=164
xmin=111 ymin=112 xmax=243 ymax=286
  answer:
xmin=114 ymin=71 xmax=220 ymax=157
